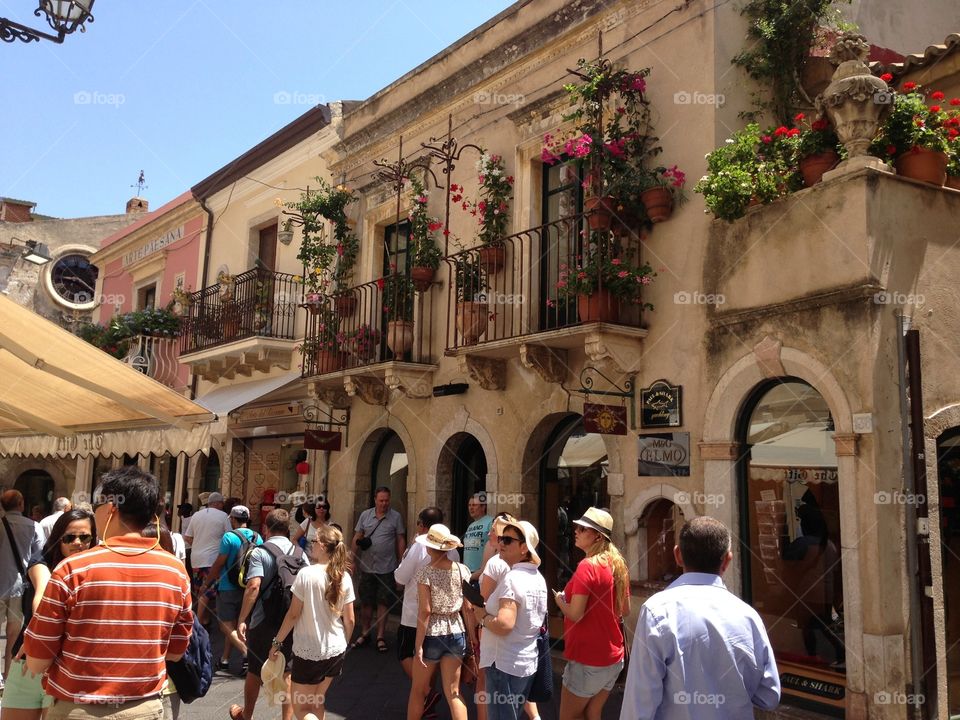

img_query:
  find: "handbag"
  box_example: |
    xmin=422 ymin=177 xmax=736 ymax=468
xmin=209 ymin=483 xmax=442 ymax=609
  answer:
xmin=456 ymin=563 xmax=478 ymax=685
xmin=526 ymin=625 xmax=553 ymax=703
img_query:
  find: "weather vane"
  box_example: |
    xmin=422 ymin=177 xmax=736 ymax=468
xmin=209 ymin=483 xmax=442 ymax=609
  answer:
xmin=131 ymin=170 xmax=148 ymax=197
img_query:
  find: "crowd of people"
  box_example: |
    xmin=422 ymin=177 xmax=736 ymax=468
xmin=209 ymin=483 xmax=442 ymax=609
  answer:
xmin=0 ymin=476 xmax=784 ymax=720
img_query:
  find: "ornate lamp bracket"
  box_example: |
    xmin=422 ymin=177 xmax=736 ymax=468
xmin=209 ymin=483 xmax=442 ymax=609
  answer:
xmin=566 ymin=365 xmax=636 ymax=429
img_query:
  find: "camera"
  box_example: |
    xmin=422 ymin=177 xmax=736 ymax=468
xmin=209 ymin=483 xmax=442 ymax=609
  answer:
xmin=357 ymin=536 xmax=373 ymax=551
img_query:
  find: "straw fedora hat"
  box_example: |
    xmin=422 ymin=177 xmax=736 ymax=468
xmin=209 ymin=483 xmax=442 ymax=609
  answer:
xmin=572 ymin=506 xmax=613 ymax=539
xmin=501 ymin=519 xmax=541 ymax=567
xmin=261 ymin=652 xmax=288 ymax=706
xmin=416 ymin=524 xmax=463 ymax=552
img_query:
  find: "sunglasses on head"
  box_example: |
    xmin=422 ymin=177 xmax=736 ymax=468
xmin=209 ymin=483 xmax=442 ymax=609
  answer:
xmin=61 ymin=533 xmax=93 ymax=544
xmin=498 ymin=535 xmax=522 ymax=546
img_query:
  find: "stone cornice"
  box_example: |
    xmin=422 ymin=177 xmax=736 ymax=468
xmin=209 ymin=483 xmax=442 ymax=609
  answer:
xmin=710 ymin=283 xmax=883 ymax=328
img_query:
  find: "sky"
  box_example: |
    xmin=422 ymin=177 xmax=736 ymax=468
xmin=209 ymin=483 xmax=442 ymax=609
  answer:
xmin=0 ymin=1 xmax=517 ymax=219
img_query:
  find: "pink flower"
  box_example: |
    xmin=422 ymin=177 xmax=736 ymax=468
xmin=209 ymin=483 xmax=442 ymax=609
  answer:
xmin=610 ymin=258 xmax=621 ymax=265
xmin=617 ymin=271 xmax=629 ymax=278
xmin=761 ymin=135 xmax=772 ymax=144
xmin=640 ymin=276 xmax=651 ymax=285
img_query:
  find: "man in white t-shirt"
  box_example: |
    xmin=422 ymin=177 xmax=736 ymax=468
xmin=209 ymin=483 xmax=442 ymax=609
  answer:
xmin=38 ymin=497 xmax=72 ymax=543
xmin=183 ymin=491 xmax=230 ymax=624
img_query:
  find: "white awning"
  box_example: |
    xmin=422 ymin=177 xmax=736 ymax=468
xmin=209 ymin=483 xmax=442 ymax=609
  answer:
xmin=0 ymin=424 xmax=213 ymax=459
xmin=195 ymin=371 xmax=303 ymax=417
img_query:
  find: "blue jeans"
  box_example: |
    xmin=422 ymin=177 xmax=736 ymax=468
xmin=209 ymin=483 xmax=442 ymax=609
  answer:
xmin=484 ymin=664 xmax=534 ymax=720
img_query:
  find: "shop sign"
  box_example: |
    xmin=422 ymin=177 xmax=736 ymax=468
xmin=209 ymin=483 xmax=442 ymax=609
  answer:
xmin=781 ymin=673 xmax=845 ymax=702
xmin=122 ymin=225 xmax=184 ymax=267
xmin=304 ymin=429 xmax=342 ymax=452
xmin=638 ymin=432 xmax=690 ymax=476
xmin=583 ymin=403 xmax=627 ymax=435
xmin=640 ymin=380 xmax=682 ymax=428
xmin=233 ymin=403 xmax=300 ymax=424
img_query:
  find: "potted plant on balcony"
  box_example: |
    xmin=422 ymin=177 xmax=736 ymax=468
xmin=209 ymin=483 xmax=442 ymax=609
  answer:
xmin=457 ymin=153 xmax=513 ymax=273
xmin=452 ymin=250 xmax=489 ymax=345
xmin=289 ymin=178 xmax=353 ymax=308
xmin=792 ymin=112 xmax=842 ymax=187
xmin=637 ymin=165 xmax=687 ymax=223
xmin=170 ymin=286 xmax=193 ymax=316
xmin=344 ymin=323 xmax=382 ymax=363
xmin=407 ymin=175 xmax=443 ymax=291
xmin=947 ymin=124 xmax=960 ymax=190
xmin=870 ymin=82 xmax=950 ymax=185
xmin=297 ymin=307 xmax=346 ymax=375
xmin=217 ymin=271 xmax=236 ymax=301
xmin=555 ymin=235 xmax=655 ymax=322
xmin=379 ymin=272 xmax=416 ymax=355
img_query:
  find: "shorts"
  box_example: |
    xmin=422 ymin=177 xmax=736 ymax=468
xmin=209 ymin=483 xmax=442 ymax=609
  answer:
xmin=291 ymin=652 xmax=345 ymax=684
xmin=397 ymin=624 xmax=417 ymax=661
xmin=217 ymin=589 xmax=243 ymax=622
xmin=46 ymin=697 xmax=163 ymax=720
xmin=191 ymin=568 xmax=217 ymax=600
xmin=0 ymin=657 xmax=51 ymax=710
xmin=422 ymin=632 xmax=466 ymax=662
xmin=561 ymin=658 xmax=624 ymax=698
xmin=358 ymin=572 xmax=398 ymax=608
xmin=247 ymin=620 xmax=292 ymax=679
xmin=0 ymin=594 xmax=24 ymax=627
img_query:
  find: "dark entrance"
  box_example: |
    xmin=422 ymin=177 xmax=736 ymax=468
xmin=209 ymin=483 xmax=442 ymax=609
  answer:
xmin=14 ymin=469 xmax=54 ymax=518
xmin=450 ymin=435 xmax=488 ymax=538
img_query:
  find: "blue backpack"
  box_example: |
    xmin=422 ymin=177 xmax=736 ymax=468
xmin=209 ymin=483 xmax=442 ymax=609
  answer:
xmin=166 ymin=615 xmax=213 ymax=703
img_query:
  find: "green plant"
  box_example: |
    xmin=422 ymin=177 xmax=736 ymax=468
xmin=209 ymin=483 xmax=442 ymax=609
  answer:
xmin=639 ymin=165 xmax=688 ymax=202
xmin=378 ymin=273 xmax=415 ymax=322
xmin=78 ymin=307 xmax=182 ymax=359
xmin=407 ymin=175 xmax=443 ymax=270
xmin=454 ymin=152 xmax=514 ymax=247
xmin=870 ymin=84 xmax=951 ymax=161
xmin=170 ymin=286 xmax=193 ymax=306
xmin=344 ymin=323 xmax=382 ymax=359
xmin=793 ymin=112 xmax=842 ymax=157
xmin=217 ymin=271 xmax=234 ymax=284
xmin=554 ymin=235 xmax=655 ymax=309
xmin=733 ymin=0 xmax=854 ymax=124
xmin=449 ymin=239 xmax=488 ymax=302
xmin=288 ymin=178 xmax=357 ymax=294
xmin=299 ymin=306 xmax=343 ymax=354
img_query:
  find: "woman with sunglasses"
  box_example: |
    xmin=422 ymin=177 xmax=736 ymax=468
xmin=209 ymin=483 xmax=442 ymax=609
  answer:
xmin=471 ymin=519 xmax=547 ymax=720
xmin=1 ymin=509 xmax=97 ymax=720
xmin=554 ymin=507 xmax=629 ymax=720
xmin=292 ymin=498 xmax=332 ymax=549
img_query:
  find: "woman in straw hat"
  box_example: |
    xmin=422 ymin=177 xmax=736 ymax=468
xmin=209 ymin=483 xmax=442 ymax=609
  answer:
xmin=554 ymin=507 xmax=630 ymax=720
xmin=472 ymin=518 xmax=547 ymax=720
xmin=408 ymin=524 xmax=475 ymax=720
xmin=269 ymin=524 xmax=355 ymax=720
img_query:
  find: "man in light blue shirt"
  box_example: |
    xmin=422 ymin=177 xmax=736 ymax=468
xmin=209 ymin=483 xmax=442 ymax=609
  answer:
xmin=621 ymin=516 xmax=780 ymax=720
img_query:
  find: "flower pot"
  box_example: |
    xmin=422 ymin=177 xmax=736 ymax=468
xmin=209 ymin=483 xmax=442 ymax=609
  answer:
xmin=895 ymin=148 xmax=948 ymax=186
xmin=334 ymin=294 xmax=357 ymax=316
xmin=277 ymin=230 xmax=294 ymax=246
xmin=219 ymin=279 xmax=235 ymax=302
xmin=313 ymin=349 xmax=346 ymax=374
xmin=799 ymin=151 xmax=840 ymax=187
xmin=640 ymin=187 xmax=674 ymax=223
xmin=585 ymin=196 xmax=617 ymax=231
xmin=478 ymin=245 xmax=506 ymax=274
xmin=411 ymin=266 xmax=436 ymax=292
xmin=386 ymin=320 xmax=414 ymax=355
xmin=303 ymin=300 xmax=324 ymax=316
xmin=945 ymin=175 xmax=960 ymax=191
xmin=577 ymin=288 xmax=620 ymax=323
xmin=456 ymin=301 xmax=488 ymax=345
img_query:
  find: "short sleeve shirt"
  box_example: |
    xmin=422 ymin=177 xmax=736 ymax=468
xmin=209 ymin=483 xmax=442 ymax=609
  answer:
xmin=479 ymin=562 xmax=547 ymax=677
xmin=562 ymin=558 xmax=624 ymax=666
xmin=354 ymin=508 xmax=405 ymax=574
xmin=415 ymin=563 xmax=469 ymax=636
xmin=246 ymin=536 xmax=295 ymax=628
xmin=216 ymin=528 xmax=261 ymax=592
xmin=462 ymin=516 xmax=493 ymax=572
xmin=290 ymin=565 xmax=355 ymax=661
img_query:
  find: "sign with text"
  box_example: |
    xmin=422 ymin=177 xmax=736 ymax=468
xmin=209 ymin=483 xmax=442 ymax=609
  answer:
xmin=304 ymin=429 xmax=342 ymax=452
xmin=583 ymin=403 xmax=628 ymax=435
xmin=640 ymin=380 xmax=682 ymax=428
xmin=233 ymin=403 xmax=300 ymax=424
xmin=638 ymin=432 xmax=690 ymax=476
xmin=122 ymin=224 xmax=184 ymax=267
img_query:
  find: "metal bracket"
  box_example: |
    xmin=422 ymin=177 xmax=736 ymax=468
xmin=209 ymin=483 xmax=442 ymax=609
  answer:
xmin=302 ymin=404 xmax=350 ymax=446
xmin=566 ymin=366 xmax=635 ymax=429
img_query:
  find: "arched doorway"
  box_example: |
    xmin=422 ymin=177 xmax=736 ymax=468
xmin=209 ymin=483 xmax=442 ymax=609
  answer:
xmin=638 ymin=498 xmax=684 ymax=589
xmin=936 ymin=429 xmax=960 ymax=715
xmin=438 ymin=434 xmax=488 ymax=539
xmin=737 ymin=379 xmax=845 ymax=701
xmin=14 ymin=470 xmax=54 ymax=518
xmin=370 ymin=430 xmax=409 ymax=529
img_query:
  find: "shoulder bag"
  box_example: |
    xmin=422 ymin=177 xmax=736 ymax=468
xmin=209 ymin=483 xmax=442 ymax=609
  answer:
xmin=2 ymin=517 xmax=35 ymax=645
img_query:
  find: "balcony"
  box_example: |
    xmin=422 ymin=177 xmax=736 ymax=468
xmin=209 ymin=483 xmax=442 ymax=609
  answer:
xmin=122 ymin=335 xmax=186 ymax=392
xmin=300 ymin=277 xmax=439 ymax=403
xmin=178 ymin=267 xmax=303 ymax=383
xmin=442 ymin=213 xmax=648 ymax=388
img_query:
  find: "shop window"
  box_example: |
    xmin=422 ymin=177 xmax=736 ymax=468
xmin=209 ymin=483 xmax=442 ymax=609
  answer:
xmin=738 ymin=379 xmax=846 ymax=701
xmin=936 ymin=429 xmax=960 ymax=716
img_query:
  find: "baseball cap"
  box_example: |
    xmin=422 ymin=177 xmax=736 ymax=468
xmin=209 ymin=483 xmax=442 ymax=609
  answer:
xmin=230 ymin=505 xmax=250 ymax=520
xmin=207 ymin=492 xmax=225 ymax=505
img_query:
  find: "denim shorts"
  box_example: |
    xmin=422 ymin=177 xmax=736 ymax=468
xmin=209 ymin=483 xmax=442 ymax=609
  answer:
xmin=422 ymin=632 xmax=466 ymax=662
xmin=562 ymin=658 xmax=624 ymax=697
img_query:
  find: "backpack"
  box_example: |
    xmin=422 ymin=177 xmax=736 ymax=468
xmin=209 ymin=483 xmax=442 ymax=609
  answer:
xmin=258 ymin=542 xmax=307 ymax=621
xmin=228 ymin=529 xmax=261 ymax=587
xmin=166 ymin=614 xmax=213 ymax=703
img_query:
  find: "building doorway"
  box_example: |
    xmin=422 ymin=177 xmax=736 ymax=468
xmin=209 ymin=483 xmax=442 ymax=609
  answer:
xmin=14 ymin=470 xmax=54 ymax=519
xmin=370 ymin=430 xmax=409 ymax=531
xmin=936 ymin=429 xmax=960 ymax=716
xmin=442 ymin=434 xmax=488 ymax=539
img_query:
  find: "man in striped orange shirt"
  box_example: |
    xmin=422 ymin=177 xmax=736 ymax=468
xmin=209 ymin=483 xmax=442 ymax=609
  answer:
xmin=24 ymin=467 xmax=193 ymax=720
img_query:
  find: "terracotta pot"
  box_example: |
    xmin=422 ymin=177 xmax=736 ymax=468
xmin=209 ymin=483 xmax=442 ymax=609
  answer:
xmin=895 ymin=148 xmax=948 ymax=186
xmin=946 ymin=175 xmax=960 ymax=191
xmin=456 ymin=301 xmax=489 ymax=345
xmin=577 ymin=288 xmax=620 ymax=323
xmin=799 ymin=151 xmax=840 ymax=187
xmin=411 ymin=266 xmax=436 ymax=292
xmin=334 ymin=294 xmax=357 ymax=315
xmin=585 ymin=196 xmax=617 ymax=231
xmin=478 ymin=245 xmax=506 ymax=274
xmin=303 ymin=300 xmax=324 ymax=316
xmin=386 ymin=319 xmax=414 ymax=355
xmin=640 ymin=187 xmax=674 ymax=223
xmin=313 ymin=349 xmax=346 ymax=374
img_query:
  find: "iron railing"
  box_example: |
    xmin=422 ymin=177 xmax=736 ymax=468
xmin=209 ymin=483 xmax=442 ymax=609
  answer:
xmin=443 ymin=212 xmax=645 ymax=352
xmin=179 ymin=268 xmax=303 ymax=354
xmin=300 ymin=275 xmax=437 ymax=378
xmin=123 ymin=335 xmax=183 ymax=389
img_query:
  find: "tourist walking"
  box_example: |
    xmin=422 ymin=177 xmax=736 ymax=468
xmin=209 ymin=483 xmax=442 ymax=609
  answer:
xmin=292 ymin=497 xmax=331 ymax=547
xmin=37 ymin=497 xmax=71 ymax=543
xmin=1 ymin=508 xmax=96 ymax=720
xmin=270 ymin=525 xmax=355 ymax=720
xmin=472 ymin=519 xmax=547 ymax=720
xmin=619 ymin=516 xmax=781 ymax=719
xmin=555 ymin=508 xmax=629 ymax=720
xmin=183 ymin=491 xmax=230 ymax=625
xmin=0 ymin=490 xmax=43 ymax=686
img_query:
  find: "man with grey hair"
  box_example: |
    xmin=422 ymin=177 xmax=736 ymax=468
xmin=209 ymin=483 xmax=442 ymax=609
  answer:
xmin=38 ymin=497 xmax=73 ymax=542
xmin=0 ymin=489 xmax=42 ymax=685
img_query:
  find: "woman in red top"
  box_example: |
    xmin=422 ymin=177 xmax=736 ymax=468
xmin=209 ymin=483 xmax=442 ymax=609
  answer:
xmin=554 ymin=507 xmax=630 ymax=720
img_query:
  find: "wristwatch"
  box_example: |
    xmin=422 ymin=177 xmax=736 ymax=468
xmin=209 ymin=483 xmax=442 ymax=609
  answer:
xmin=271 ymin=637 xmax=282 ymax=649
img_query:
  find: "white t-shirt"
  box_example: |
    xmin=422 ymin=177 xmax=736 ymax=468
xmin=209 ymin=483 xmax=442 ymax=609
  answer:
xmin=479 ymin=562 xmax=547 ymax=677
xmin=299 ymin=519 xmax=324 ymax=543
xmin=38 ymin=511 xmax=63 ymax=543
xmin=394 ymin=541 xmax=460 ymax=627
xmin=184 ymin=507 xmax=230 ymax=568
xmin=291 ymin=564 xmax=356 ymax=661
xmin=482 ymin=555 xmax=509 ymax=586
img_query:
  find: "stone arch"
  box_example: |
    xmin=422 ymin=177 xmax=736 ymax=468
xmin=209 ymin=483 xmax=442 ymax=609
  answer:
xmin=429 ymin=408 xmax=500 ymax=498
xmin=352 ymin=417 xmax=418 ymax=532
xmin=622 ymin=490 xmax=696 ymax=583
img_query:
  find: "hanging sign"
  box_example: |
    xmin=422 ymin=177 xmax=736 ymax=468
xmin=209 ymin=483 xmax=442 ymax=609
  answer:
xmin=638 ymin=432 xmax=690 ymax=476
xmin=583 ymin=403 xmax=628 ymax=435
xmin=304 ymin=429 xmax=342 ymax=452
xmin=640 ymin=380 xmax=682 ymax=428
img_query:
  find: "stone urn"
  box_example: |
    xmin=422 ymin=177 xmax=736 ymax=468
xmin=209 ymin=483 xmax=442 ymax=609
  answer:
xmin=816 ymin=33 xmax=892 ymax=176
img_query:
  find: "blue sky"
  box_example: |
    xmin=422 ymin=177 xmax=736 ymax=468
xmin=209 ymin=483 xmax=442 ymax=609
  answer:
xmin=0 ymin=1 xmax=516 ymax=218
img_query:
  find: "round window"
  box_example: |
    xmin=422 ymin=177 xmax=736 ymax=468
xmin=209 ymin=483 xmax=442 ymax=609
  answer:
xmin=49 ymin=253 xmax=99 ymax=307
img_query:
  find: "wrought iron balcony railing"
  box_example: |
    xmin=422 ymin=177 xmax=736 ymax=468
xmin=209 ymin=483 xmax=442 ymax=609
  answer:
xmin=179 ymin=268 xmax=303 ymax=355
xmin=443 ymin=213 xmax=646 ymax=352
xmin=123 ymin=334 xmax=183 ymax=390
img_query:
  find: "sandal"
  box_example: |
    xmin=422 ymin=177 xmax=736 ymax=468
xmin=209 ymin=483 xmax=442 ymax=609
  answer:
xmin=376 ymin=637 xmax=388 ymax=653
xmin=349 ymin=635 xmax=369 ymax=650
xmin=228 ymin=705 xmax=245 ymax=720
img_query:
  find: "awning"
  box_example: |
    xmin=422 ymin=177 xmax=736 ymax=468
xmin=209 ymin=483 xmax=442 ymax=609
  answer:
xmin=0 ymin=294 xmax=214 ymax=457
xmin=195 ymin=370 xmax=303 ymax=417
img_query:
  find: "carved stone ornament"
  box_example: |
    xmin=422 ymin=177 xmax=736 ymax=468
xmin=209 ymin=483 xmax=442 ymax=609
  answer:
xmin=753 ymin=336 xmax=786 ymax=378
xmin=519 ymin=344 xmax=568 ymax=384
xmin=457 ymin=355 xmax=506 ymax=391
xmin=313 ymin=387 xmax=351 ymax=409
xmin=343 ymin=376 xmax=389 ymax=406
xmin=384 ymin=368 xmax=434 ymax=399
xmin=817 ymin=33 xmax=892 ymax=173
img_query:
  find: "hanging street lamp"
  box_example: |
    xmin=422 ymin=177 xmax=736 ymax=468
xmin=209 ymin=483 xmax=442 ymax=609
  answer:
xmin=1 ymin=1 xmax=95 ymax=44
